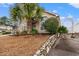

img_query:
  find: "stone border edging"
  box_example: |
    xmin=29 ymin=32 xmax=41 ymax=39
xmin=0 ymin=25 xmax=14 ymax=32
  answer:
xmin=34 ymin=35 xmax=61 ymax=56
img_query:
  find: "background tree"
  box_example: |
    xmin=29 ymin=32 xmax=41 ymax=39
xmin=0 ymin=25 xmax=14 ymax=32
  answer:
xmin=58 ymin=26 xmax=68 ymax=34
xmin=43 ymin=17 xmax=59 ymax=34
xmin=10 ymin=4 xmax=22 ymax=35
xmin=0 ymin=16 xmax=8 ymax=25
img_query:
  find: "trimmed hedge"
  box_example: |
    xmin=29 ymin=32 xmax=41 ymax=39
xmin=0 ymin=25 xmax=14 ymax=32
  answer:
xmin=2 ymin=31 xmax=11 ymax=35
xmin=21 ymin=30 xmax=27 ymax=35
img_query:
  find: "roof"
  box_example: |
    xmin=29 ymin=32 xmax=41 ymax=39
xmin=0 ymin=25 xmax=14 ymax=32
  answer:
xmin=44 ymin=11 xmax=59 ymax=17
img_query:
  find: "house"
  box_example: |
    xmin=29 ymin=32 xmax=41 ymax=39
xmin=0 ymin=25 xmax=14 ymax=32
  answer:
xmin=18 ymin=11 xmax=60 ymax=33
xmin=0 ymin=25 xmax=12 ymax=32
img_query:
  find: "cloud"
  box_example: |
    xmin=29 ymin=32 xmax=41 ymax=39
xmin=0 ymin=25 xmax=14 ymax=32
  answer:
xmin=60 ymin=14 xmax=73 ymax=19
xmin=60 ymin=16 xmax=65 ymax=19
xmin=52 ymin=10 xmax=59 ymax=16
xmin=60 ymin=16 xmax=79 ymax=33
xmin=67 ymin=14 xmax=73 ymax=19
xmin=60 ymin=14 xmax=73 ymax=21
xmin=69 ymin=3 xmax=79 ymax=8
xmin=52 ymin=10 xmax=58 ymax=13
xmin=75 ymin=18 xmax=79 ymax=25
xmin=60 ymin=15 xmax=73 ymax=27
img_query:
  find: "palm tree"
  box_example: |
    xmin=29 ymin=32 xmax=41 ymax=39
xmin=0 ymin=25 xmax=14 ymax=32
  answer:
xmin=10 ymin=3 xmax=44 ymax=34
xmin=10 ymin=4 xmax=22 ymax=35
xmin=20 ymin=3 xmax=44 ymax=33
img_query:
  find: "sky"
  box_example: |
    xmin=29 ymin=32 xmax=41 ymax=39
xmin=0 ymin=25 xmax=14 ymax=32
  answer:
xmin=0 ymin=3 xmax=79 ymax=32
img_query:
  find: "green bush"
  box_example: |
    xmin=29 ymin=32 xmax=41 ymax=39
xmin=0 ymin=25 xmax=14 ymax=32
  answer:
xmin=31 ymin=28 xmax=38 ymax=35
xmin=15 ymin=31 xmax=20 ymax=36
xmin=58 ymin=26 xmax=68 ymax=34
xmin=21 ymin=30 xmax=27 ymax=35
xmin=2 ymin=31 xmax=11 ymax=35
xmin=43 ymin=17 xmax=59 ymax=34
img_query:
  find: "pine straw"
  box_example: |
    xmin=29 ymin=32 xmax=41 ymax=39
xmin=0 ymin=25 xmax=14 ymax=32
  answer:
xmin=0 ymin=35 xmax=50 ymax=56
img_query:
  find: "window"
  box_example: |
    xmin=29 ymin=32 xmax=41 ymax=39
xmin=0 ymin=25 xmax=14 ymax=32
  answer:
xmin=41 ymin=16 xmax=48 ymax=21
xmin=40 ymin=16 xmax=48 ymax=30
xmin=41 ymin=22 xmax=45 ymax=30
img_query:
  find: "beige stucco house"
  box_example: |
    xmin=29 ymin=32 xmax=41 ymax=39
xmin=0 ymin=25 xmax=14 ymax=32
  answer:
xmin=18 ymin=11 xmax=60 ymax=33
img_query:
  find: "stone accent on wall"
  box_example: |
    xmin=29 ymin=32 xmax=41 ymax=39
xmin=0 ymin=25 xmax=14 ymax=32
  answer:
xmin=34 ymin=35 xmax=61 ymax=56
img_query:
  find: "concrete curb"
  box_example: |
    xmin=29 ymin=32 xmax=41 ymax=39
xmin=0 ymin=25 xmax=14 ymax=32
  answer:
xmin=0 ymin=34 xmax=12 ymax=37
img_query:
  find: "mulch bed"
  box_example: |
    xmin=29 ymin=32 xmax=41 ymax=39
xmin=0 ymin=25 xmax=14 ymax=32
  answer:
xmin=0 ymin=35 xmax=50 ymax=56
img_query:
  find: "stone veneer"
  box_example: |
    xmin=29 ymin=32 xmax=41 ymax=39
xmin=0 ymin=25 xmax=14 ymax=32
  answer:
xmin=34 ymin=35 xmax=61 ymax=56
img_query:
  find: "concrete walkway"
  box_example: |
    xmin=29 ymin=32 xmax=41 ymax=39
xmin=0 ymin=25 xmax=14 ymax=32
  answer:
xmin=47 ymin=48 xmax=79 ymax=56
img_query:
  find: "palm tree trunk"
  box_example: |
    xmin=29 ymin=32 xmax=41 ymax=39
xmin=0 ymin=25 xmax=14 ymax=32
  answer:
xmin=27 ymin=20 xmax=32 ymax=34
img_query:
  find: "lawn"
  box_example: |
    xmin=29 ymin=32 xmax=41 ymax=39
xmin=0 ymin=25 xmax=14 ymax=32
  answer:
xmin=0 ymin=35 xmax=50 ymax=56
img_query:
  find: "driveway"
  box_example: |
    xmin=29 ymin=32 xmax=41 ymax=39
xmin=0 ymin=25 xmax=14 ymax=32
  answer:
xmin=47 ymin=37 xmax=79 ymax=56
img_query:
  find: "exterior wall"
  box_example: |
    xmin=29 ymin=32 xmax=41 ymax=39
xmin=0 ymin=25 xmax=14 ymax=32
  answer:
xmin=18 ymin=18 xmax=27 ymax=32
xmin=18 ymin=12 xmax=60 ymax=33
xmin=0 ymin=25 xmax=12 ymax=32
xmin=35 ymin=21 xmax=40 ymax=32
xmin=56 ymin=16 xmax=61 ymax=26
xmin=37 ymin=12 xmax=60 ymax=33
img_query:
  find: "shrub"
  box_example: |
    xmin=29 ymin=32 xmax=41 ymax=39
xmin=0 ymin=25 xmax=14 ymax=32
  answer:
xmin=31 ymin=28 xmax=38 ymax=35
xmin=21 ymin=30 xmax=27 ymax=35
xmin=15 ymin=31 xmax=20 ymax=36
xmin=58 ymin=26 xmax=68 ymax=34
xmin=43 ymin=17 xmax=59 ymax=34
xmin=2 ymin=31 xmax=11 ymax=35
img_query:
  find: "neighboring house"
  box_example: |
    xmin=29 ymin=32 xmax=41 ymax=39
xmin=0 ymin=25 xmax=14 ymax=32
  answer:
xmin=0 ymin=25 xmax=12 ymax=32
xmin=19 ymin=11 xmax=60 ymax=33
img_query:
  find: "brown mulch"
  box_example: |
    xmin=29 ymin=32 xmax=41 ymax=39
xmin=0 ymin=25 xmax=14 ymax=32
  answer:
xmin=0 ymin=35 xmax=50 ymax=56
